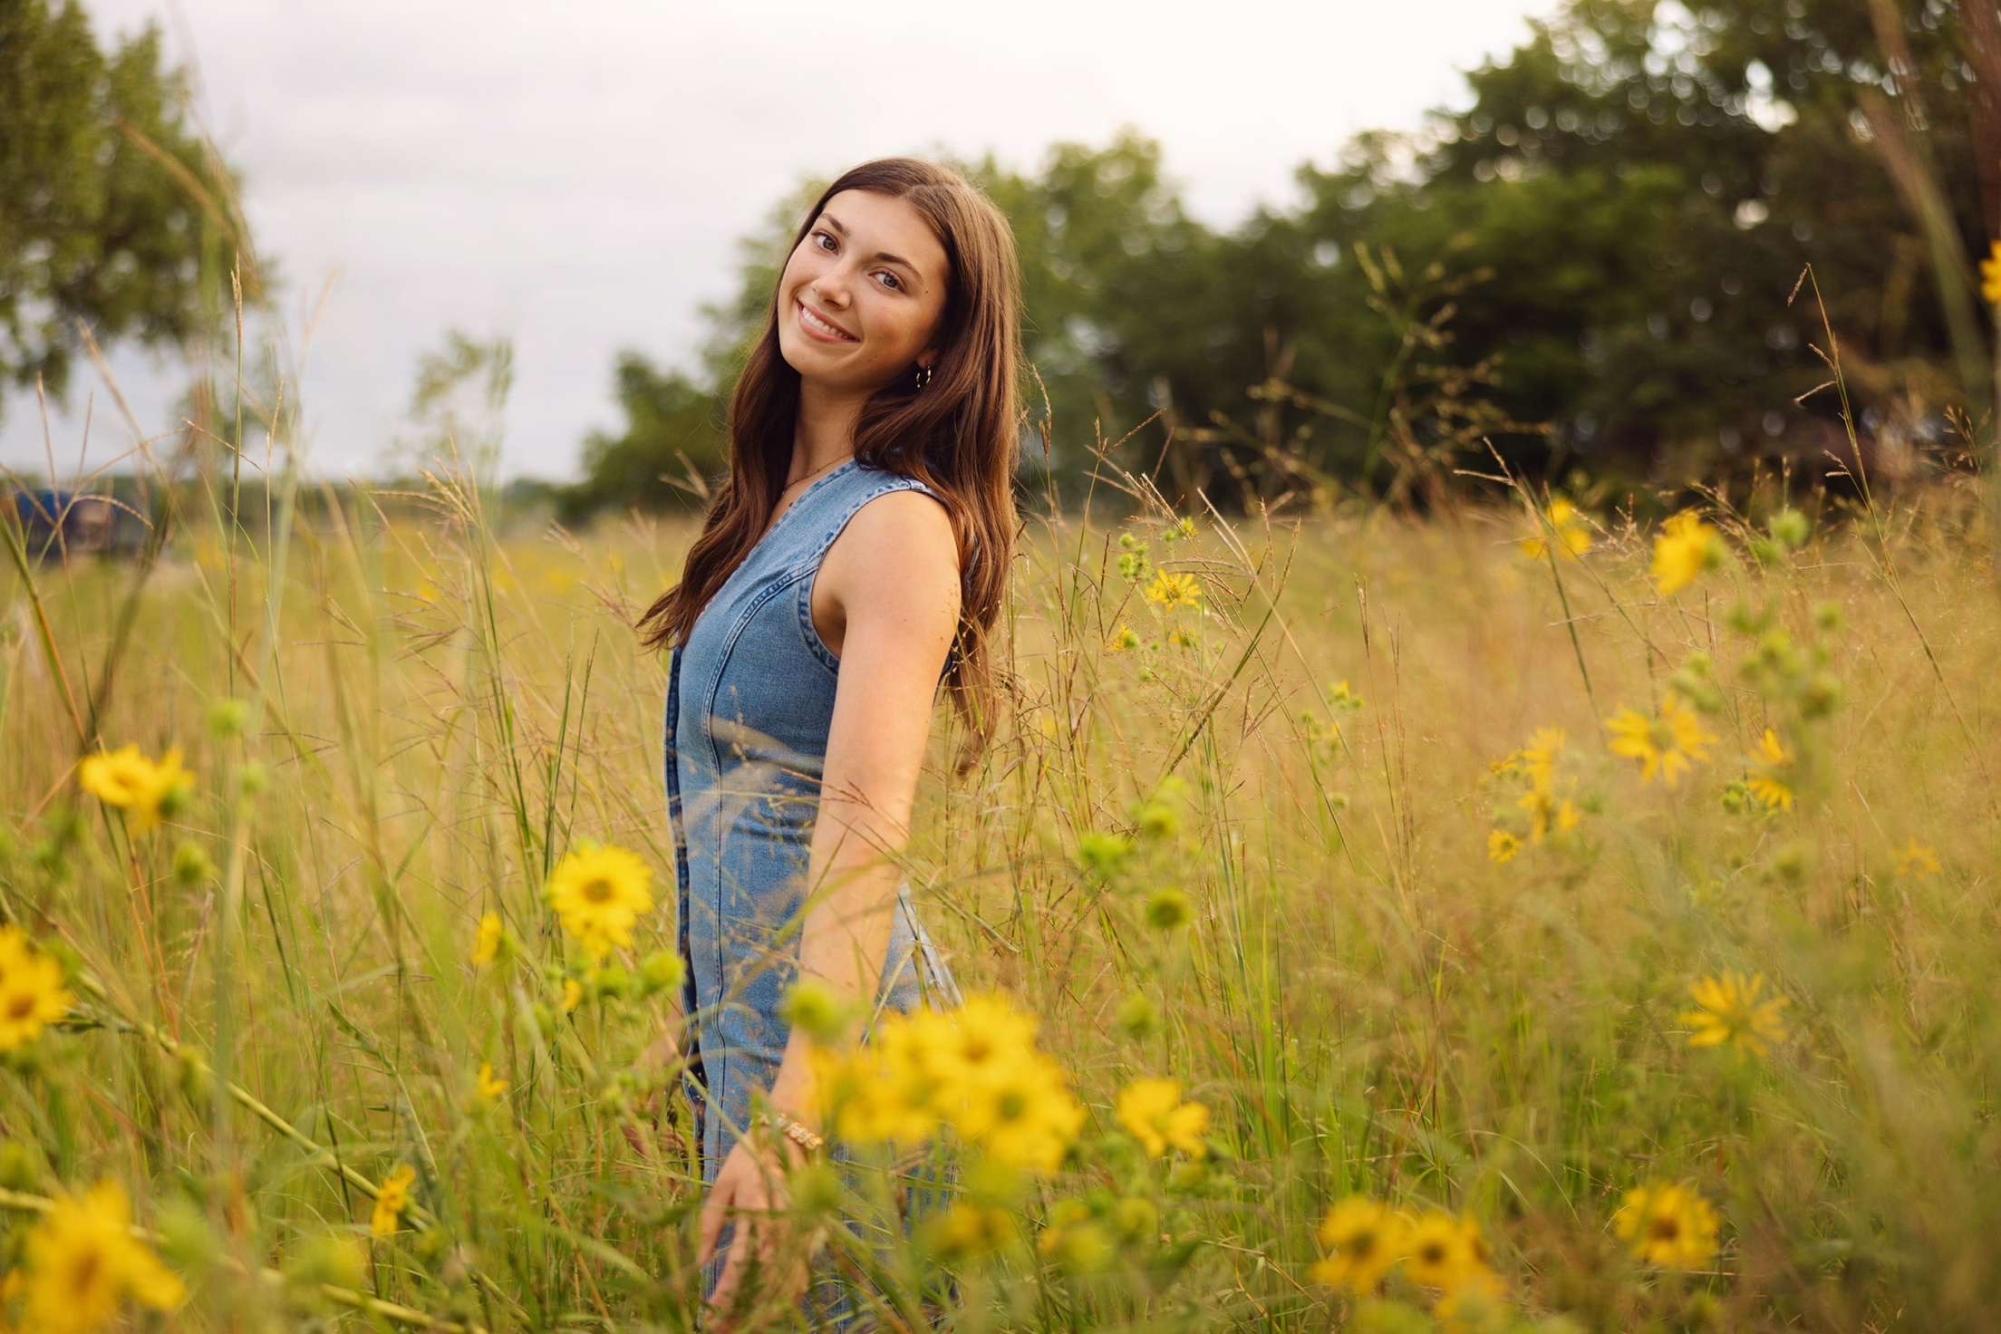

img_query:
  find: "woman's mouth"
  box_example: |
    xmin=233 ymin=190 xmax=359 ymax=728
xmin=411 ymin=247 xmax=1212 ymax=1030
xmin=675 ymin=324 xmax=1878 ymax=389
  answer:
xmin=797 ymin=299 xmax=859 ymax=344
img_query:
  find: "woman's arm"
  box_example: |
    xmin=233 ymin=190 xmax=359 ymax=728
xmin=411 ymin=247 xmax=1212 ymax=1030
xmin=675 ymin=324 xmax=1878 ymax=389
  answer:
xmin=765 ymin=488 xmax=961 ymax=1128
xmin=695 ymin=489 xmax=960 ymax=1322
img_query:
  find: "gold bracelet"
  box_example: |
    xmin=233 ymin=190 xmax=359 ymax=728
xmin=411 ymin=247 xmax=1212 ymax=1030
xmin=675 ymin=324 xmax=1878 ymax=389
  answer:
xmin=753 ymin=1107 xmax=825 ymax=1158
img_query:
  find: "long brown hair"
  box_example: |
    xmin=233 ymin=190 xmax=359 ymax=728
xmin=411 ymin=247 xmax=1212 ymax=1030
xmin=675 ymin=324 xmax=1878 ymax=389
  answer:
xmin=637 ymin=157 xmax=1022 ymax=775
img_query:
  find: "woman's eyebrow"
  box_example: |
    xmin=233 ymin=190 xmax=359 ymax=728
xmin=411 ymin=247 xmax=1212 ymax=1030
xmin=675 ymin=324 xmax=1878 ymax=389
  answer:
xmin=821 ymin=213 xmax=923 ymax=286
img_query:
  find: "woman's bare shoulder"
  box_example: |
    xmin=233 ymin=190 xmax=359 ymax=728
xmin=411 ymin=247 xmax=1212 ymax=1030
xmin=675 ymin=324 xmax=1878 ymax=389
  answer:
xmin=822 ymin=487 xmax=960 ymax=614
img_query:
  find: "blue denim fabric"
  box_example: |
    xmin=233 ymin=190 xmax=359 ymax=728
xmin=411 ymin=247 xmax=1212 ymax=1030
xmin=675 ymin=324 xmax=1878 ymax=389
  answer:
xmin=663 ymin=456 xmax=965 ymax=1328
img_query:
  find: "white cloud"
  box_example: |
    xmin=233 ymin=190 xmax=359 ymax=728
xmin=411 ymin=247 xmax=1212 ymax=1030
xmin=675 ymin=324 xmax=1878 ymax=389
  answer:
xmin=3 ymin=0 xmax=1561 ymax=480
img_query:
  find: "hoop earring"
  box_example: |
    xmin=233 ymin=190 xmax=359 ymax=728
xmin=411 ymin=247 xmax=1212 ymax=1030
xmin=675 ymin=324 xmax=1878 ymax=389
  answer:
xmin=913 ymin=363 xmax=934 ymax=391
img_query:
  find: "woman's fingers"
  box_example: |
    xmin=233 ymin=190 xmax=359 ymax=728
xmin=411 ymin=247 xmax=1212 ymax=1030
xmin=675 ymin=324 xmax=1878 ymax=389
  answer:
xmin=695 ymin=1174 xmax=733 ymax=1270
xmin=707 ymin=1208 xmax=754 ymax=1321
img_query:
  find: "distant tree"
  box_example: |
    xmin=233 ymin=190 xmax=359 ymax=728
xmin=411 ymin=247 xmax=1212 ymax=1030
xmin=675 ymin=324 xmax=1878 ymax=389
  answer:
xmin=0 ymin=0 xmax=259 ymax=421
xmin=1292 ymin=0 xmax=1988 ymax=485
xmin=557 ymin=352 xmax=728 ymax=523
xmin=388 ymin=329 xmax=515 ymax=488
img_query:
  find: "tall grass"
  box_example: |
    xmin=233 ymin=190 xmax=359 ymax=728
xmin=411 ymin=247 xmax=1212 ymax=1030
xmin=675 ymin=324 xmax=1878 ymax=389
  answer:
xmin=3 ymin=335 xmax=1999 ymax=1331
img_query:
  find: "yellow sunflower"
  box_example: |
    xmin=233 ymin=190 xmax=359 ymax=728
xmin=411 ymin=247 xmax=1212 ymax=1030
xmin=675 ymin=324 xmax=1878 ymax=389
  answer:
xmin=544 ymin=843 xmax=654 ymax=960
xmin=1606 ymin=692 xmax=1716 ymax=788
xmin=78 ymin=744 xmax=194 ymax=835
xmin=1309 ymin=1196 xmax=1408 ymax=1297
xmin=1651 ymin=510 xmax=1723 ymax=597
xmin=17 ymin=1179 xmax=185 ymax=1333
xmin=0 ymin=927 xmax=73 ymax=1052
xmin=1680 ymin=971 xmax=1789 ymax=1056
xmin=1613 ymin=1179 xmax=1720 ymax=1269
xmin=1114 ymin=1076 xmax=1210 ymax=1159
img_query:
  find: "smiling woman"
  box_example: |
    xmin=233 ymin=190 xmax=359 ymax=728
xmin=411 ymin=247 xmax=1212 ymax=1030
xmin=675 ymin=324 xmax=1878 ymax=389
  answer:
xmin=631 ymin=157 xmax=1024 ymax=1329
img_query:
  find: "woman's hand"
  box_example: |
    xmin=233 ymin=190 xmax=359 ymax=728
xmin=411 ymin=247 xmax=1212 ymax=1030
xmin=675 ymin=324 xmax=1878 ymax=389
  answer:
xmin=696 ymin=1127 xmax=813 ymax=1329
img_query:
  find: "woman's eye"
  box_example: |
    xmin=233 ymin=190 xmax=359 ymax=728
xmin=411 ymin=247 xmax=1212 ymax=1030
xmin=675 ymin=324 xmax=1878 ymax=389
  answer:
xmin=809 ymin=230 xmax=902 ymax=292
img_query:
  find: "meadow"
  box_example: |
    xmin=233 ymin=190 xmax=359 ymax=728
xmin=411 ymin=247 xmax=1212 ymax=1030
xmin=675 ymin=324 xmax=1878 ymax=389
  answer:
xmin=1 ymin=448 xmax=1998 ymax=1332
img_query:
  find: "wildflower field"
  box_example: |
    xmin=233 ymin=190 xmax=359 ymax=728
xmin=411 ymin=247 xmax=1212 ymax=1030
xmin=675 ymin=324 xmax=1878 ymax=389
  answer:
xmin=1 ymin=458 xmax=1998 ymax=1332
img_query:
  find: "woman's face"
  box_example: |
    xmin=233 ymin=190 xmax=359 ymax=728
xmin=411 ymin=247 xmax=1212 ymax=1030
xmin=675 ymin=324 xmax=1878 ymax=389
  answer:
xmin=777 ymin=188 xmax=951 ymax=395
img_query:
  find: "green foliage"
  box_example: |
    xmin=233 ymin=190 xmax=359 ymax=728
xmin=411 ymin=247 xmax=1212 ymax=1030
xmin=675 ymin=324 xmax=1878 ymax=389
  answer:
xmin=563 ymin=0 xmax=1989 ymax=522
xmin=0 ymin=0 xmax=256 ymax=413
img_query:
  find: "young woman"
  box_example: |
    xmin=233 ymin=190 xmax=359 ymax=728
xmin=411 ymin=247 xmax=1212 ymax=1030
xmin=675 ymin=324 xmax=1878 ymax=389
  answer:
xmin=635 ymin=158 xmax=1023 ymax=1328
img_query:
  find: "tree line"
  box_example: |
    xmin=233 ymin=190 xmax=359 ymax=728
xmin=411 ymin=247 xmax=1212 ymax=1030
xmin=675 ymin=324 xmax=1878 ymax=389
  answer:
xmin=4 ymin=0 xmax=1994 ymax=522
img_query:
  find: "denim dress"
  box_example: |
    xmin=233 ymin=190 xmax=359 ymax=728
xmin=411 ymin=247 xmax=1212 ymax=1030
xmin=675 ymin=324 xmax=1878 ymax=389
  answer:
xmin=663 ymin=455 xmax=965 ymax=1326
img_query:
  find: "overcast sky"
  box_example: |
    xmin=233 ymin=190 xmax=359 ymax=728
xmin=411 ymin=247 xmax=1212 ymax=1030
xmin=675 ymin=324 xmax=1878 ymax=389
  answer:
xmin=5 ymin=0 xmax=1564 ymax=481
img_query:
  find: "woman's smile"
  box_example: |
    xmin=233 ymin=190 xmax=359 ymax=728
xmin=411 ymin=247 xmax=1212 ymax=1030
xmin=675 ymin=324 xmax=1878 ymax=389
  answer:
xmin=797 ymin=298 xmax=859 ymax=344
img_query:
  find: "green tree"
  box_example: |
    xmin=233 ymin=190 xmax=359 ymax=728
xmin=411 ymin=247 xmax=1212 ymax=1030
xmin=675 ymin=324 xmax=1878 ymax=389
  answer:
xmin=0 ymin=0 xmax=258 ymax=419
xmin=558 ymin=353 xmax=728 ymax=523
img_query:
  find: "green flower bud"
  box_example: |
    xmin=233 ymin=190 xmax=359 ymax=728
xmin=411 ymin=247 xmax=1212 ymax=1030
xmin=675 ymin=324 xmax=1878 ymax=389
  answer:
xmin=1075 ymin=831 xmax=1134 ymax=882
xmin=1047 ymin=1220 xmax=1114 ymax=1275
xmin=172 ymin=840 xmax=215 ymax=889
xmin=208 ymin=697 xmax=250 ymax=739
xmin=153 ymin=1196 xmax=224 ymax=1277
xmin=589 ymin=963 xmax=638 ymax=1002
xmin=1800 ymin=672 xmax=1842 ymax=719
xmin=0 ymin=1141 xmax=41 ymax=1190
xmin=639 ymin=950 xmax=686 ymax=996
xmin=1112 ymin=1196 xmax=1158 ymax=1244
xmin=1767 ymin=507 xmax=1811 ymax=550
xmin=781 ymin=978 xmax=853 ymax=1046
xmin=1144 ymin=887 xmax=1193 ymax=931
xmin=1116 ymin=992 xmax=1158 ymax=1039
xmin=1131 ymin=798 xmax=1181 ymax=842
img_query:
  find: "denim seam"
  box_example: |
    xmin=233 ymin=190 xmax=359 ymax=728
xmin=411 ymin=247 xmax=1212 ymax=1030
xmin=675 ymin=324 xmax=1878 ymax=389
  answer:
xmin=698 ymin=565 xmax=814 ymax=1144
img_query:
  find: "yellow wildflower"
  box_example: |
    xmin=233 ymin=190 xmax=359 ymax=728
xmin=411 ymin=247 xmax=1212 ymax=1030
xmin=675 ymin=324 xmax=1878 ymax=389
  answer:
xmin=0 ymin=927 xmax=73 ymax=1052
xmin=1651 ymin=510 xmax=1723 ymax=596
xmin=471 ymin=912 xmax=503 ymax=967
xmin=544 ymin=843 xmax=654 ymax=961
xmin=1745 ymin=727 xmax=1795 ymax=812
xmin=371 ymin=1163 xmax=417 ymax=1238
xmin=1613 ymin=1180 xmax=1720 ymax=1269
xmin=561 ymin=978 xmax=585 ymax=1013
xmin=1114 ymin=1076 xmax=1210 ymax=1159
xmin=1107 ymin=624 xmax=1141 ymax=653
xmin=1516 ymin=786 xmax=1582 ymax=842
xmin=1983 ymin=239 xmax=2001 ymax=307
xmin=953 ymin=1049 xmax=1086 ymax=1175
xmin=921 ymin=1200 xmax=1017 ymax=1261
xmin=1895 ymin=838 xmax=1942 ymax=877
xmin=813 ymin=992 xmax=1084 ymax=1175
xmin=928 ymin=992 xmax=1040 ymax=1091
xmin=474 ymin=1062 xmax=508 ymax=1102
xmin=1520 ymin=498 xmax=1593 ymax=560
xmin=1401 ymin=1210 xmax=1492 ymax=1293
xmin=1309 ymin=1197 xmax=1408 ymax=1297
xmin=1606 ymin=693 xmax=1716 ymax=787
xmin=16 ymin=1179 xmax=185 ymax=1334
xmin=1487 ymin=829 xmax=1520 ymax=864
xmin=78 ymin=744 xmax=194 ymax=835
xmin=1142 ymin=569 xmax=1203 ymax=611
xmin=1681 ymin=971 xmax=1789 ymax=1056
